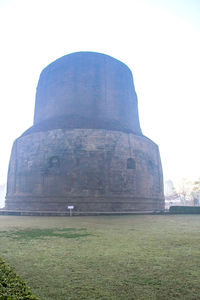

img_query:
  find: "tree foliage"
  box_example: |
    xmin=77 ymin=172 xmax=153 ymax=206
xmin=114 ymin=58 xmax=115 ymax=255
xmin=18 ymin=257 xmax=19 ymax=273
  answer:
xmin=0 ymin=257 xmax=39 ymax=299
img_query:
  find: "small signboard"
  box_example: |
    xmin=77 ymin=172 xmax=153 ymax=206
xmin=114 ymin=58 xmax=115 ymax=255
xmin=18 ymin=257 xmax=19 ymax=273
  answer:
xmin=68 ymin=206 xmax=74 ymax=209
xmin=67 ymin=205 xmax=74 ymax=216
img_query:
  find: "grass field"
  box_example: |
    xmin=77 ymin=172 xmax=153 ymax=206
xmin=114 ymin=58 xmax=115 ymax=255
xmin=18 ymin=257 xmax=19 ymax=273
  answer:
xmin=0 ymin=215 xmax=200 ymax=300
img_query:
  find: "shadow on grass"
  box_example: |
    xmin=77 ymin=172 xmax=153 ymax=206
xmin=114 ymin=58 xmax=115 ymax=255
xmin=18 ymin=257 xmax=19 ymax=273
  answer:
xmin=0 ymin=228 xmax=92 ymax=240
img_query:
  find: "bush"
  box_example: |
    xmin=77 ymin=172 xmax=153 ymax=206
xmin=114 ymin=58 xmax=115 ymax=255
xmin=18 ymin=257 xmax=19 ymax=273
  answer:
xmin=0 ymin=256 xmax=39 ymax=299
xmin=169 ymin=206 xmax=200 ymax=214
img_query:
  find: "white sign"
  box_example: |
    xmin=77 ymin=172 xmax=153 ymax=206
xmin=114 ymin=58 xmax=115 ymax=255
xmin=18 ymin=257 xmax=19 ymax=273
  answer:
xmin=68 ymin=206 xmax=74 ymax=209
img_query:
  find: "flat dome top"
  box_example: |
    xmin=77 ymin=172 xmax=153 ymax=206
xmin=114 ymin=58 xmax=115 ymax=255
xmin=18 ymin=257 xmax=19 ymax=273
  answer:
xmin=42 ymin=51 xmax=132 ymax=75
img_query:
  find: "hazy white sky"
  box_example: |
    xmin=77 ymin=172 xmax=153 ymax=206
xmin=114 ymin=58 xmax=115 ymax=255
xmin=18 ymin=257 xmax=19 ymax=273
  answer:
xmin=0 ymin=0 xmax=199 ymax=186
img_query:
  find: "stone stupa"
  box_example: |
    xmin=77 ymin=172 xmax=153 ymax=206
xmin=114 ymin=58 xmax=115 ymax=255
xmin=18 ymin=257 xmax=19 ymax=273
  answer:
xmin=5 ymin=52 xmax=164 ymax=213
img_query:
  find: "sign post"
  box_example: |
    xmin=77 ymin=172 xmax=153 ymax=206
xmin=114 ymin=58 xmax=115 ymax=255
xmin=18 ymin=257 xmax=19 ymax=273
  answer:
xmin=67 ymin=205 xmax=74 ymax=216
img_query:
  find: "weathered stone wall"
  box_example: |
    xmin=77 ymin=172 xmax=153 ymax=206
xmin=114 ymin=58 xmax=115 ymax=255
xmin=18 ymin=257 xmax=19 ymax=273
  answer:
xmin=6 ymin=129 xmax=164 ymax=212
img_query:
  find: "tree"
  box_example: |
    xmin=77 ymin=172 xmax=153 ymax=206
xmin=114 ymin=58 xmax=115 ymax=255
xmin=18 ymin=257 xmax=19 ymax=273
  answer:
xmin=176 ymin=178 xmax=193 ymax=205
xmin=191 ymin=178 xmax=200 ymax=206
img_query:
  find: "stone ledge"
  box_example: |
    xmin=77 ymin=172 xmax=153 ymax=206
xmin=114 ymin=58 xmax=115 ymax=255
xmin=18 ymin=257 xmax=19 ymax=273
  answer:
xmin=0 ymin=209 xmax=162 ymax=216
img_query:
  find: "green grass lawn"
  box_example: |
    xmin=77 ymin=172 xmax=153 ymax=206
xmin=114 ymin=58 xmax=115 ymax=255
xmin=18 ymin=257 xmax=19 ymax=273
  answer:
xmin=0 ymin=215 xmax=200 ymax=300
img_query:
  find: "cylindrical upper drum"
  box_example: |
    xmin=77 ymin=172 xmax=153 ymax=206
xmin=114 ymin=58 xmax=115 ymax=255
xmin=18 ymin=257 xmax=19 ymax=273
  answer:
xmin=32 ymin=52 xmax=142 ymax=135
